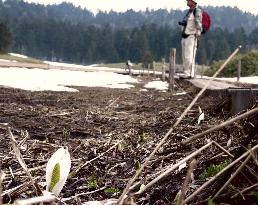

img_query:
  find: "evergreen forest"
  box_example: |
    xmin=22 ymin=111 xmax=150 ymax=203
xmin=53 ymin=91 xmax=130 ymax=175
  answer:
xmin=0 ymin=0 xmax=258 ymax=65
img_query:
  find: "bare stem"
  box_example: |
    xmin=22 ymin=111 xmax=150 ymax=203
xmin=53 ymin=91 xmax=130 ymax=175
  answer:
xmin=135 ymin=141 xmax=213 ymax=195
xmin=117 ymin=46 xmax=241 ymax=205
xmin=74 ymin=141 xmax=121 ymax=175
xmin=184 ymin=144 xmax=258 ymax=204
xmin=14 ymin=195 xmax=56 ymax=205
xmin=183 ymin=107 xmax=258 ymax=145
xmin=178 ymin=159 xmax=197 ymax=205
xmin=7 ymin=127 xmax=42 ymax=195
xmin=213 ymin=154 xmax=252 ymax=199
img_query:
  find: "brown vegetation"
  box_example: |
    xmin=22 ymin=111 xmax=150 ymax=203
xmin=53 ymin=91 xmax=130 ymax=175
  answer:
xmin=0 ymin=77 xmax=257 ymax=204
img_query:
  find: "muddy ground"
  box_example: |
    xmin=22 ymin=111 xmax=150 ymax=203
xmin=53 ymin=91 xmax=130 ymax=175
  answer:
xmin=0 ymin=76 xmax=257 ymax=205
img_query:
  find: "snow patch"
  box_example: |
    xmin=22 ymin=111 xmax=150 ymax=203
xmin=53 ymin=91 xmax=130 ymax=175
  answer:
xmin=9 ymin=53 xmax=28 ymax=59
xmin=0 ymin=67 xmax=137 ymax=92
xmin=144 ymin=80 xmax=168 ymax=91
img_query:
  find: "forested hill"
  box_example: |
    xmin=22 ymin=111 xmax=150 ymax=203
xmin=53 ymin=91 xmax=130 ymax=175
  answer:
xmin=0 ymin=0 xmax=258 ymax=65
xmin=1 ymin=0 xmax=258 ymax=32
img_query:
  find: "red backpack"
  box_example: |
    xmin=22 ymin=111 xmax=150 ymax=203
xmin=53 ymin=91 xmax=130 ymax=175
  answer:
xmin=194 ymin=8 xmax=211 ymax=34
xmin=201 ymin=10 xmax=211 ymax=34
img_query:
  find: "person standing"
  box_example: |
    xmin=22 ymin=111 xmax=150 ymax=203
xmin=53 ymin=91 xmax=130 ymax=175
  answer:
xmin=179 ymin=0 xmax=202 ymax=78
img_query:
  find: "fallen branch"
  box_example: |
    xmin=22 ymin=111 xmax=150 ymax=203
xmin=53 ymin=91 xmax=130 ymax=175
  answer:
xmin=212 ymin=141 xmax=234 ymax=158
xmin=177 ymin=159 xmax=197 ymax=205
xmin=62 ymin=185 xmax=107 ymax=202
xmin=184 ymin=144 xmax=258 ymax=204
xmin=107 ymin=96 xmax=120 ymax=108
xmin=117 ymin=46 xmax=242 ymax=205
xmin=7 ymin=127 xmax=42 ymax=196
xmin=1 ymin=181 xmax=32 ymax=197
xmin=134 ymin=140 xmax=234 ymax=195
xmin=0 ymin=170 xmax=4 ymax=205
xmin=73 ymin=141 xmax=121 ymax=176
xmin=182 ymin=107 xmax=258 ymax=145
xmin=14 ymin=194 xmax=56 ymax=205
xmin=232 ymin=182 xmax=258 ymax=198
xmin=135 ymin=141 xmax=213 ymax=195
xmin=213 ymin=153 xmax=252 ymax=199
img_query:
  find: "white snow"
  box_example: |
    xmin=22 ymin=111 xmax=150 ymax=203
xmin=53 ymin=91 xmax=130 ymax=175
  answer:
xmin=200 ymin=76 xmax=258 ymax=85
xmin=0 ymin=67 xmax=137 ymax=92
xmin=144 ymin=80 xmax=168 ymax=91
xmin=0 ymin=57 xmax=257 ymax=93
xmin=44 ymin=61 xmax=124 ymax=72
xmin=9 ymin=53 xmax=28 ymax=59
xmin=0 ymin=59 xmax=11 ymax=62
xmin=217 ymin=76 xmax=258 ymax=84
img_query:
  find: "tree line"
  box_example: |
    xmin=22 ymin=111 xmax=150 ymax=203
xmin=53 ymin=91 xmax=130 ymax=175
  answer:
xmin=1 ymin=0 xmax=258 ymax=32
xmin=0 ymin=0 xmax=258 ymax=65
xmin=7 ymin=22 xmax=258 ymax=65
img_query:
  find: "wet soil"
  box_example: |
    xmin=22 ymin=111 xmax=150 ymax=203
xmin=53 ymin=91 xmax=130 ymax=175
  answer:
xmin=0 ymin=76 xmax=257 ymax=204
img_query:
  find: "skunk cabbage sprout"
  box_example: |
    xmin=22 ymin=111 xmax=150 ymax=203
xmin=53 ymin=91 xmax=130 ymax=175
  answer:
xmin=46 ymin=147 xmax=71 ymax=196
xmin=198 ymin=106 xmax=204 ymax=125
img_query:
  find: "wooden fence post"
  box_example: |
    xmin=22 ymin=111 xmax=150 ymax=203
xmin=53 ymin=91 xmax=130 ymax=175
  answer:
xmin=169 ymin=48 xmax=176 ymax=92
xmin=162 ymin=58 xmax=166 ymax=81
xmin=141 ymin=64 xmax=144 ymax=75
xmin=237 ymin=59 xmax=241 ymax=82
xmin=128 ymin=64 xmax=132 ymax=76
xmin=153 ymin=61 xmax=156 ymax=78
xmin=201 ymin=65 xmax=204 ymax=79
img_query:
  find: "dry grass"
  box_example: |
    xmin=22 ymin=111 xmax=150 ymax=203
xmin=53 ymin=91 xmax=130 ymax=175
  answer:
xmin=0 ymin=53 xmax=44 ymax=64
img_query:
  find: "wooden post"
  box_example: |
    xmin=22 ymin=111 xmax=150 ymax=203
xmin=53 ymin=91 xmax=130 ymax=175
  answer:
xmin=141 ymin=64 xmax=144 ymax=75
xmin=162 ymin=58 xmax=166 ymax=81
xmin=128 ymin=64 xmax=132 ymax=76
xmin=169 ymin=48 xmax=176 ymax=92
xmin=237 ymin=59 xmax=241 ymax=82
xmin=153 ymin=61 xmax=156 ymax=78
xmin=201 ymin=65 xmax=204 ymax=79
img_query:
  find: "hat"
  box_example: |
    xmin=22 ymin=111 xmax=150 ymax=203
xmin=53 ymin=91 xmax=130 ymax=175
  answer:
xmin=187 ymin=0 xmax=197 ymax=3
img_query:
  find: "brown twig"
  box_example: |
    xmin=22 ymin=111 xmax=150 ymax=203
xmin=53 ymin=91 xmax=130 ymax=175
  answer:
xmin=107 ymin=96 xmax=120 ymax=108
xmin=7 ymin=127 xmax=42 ymax=196
xmin=62 ymin=185 xmax=107 ymax=202
xmin=133 ymin=140 xmax=233 ymax=195
xmin=184 ymin=144 xmax=258 ymax=204
xmin=117 ymin=46 xmax=241 ymax=205
xmin=135 ymin=141 xmax=213 ymax=195
xmin=1 ymin=181 xmax=32 ymax=198
xmin=73 ymin=141 xmax=121 ymax=176
xmin=0 ymin=170 xmax=4 ymax=205
xmin=178 ymin=159 xmax=197 ymax=205
xmin=182 ymin=107 xmax=258 ymax=145
xmin=212 ymin=141 xmax=234 ymax=158
xmin=14 ymin=194 xmax=56 ymax=205
xmin=232 ymin=182 xmax=258 ymax=198
xmin=213 ymin=153 xmax=252 ymax=199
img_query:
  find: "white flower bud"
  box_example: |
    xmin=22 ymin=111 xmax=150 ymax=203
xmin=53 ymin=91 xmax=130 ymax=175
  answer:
xmin=46 ymin=147 xmax=71 ymax=196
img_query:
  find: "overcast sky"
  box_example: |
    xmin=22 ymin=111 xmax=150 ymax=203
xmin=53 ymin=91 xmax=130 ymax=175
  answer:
xmin=23 ymin=0 xmax=258 ymax=15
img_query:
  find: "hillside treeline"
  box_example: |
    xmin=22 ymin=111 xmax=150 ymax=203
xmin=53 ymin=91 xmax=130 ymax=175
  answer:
xmin=10 ymin=22 xmax=258 ymax=65
xmin=0 ymin=0 xmax=258 ymax=64
xmin=1 ymin=0 xmax=258 ymax=32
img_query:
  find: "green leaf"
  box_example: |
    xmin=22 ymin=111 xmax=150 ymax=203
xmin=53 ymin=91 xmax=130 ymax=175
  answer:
xmin=48 ymin=163 xmax=61 ymax=192
xmin=208 ymin=198 xmax=216 ymax=205
xmin=104 ymin=187 xmax=121 ymax=194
